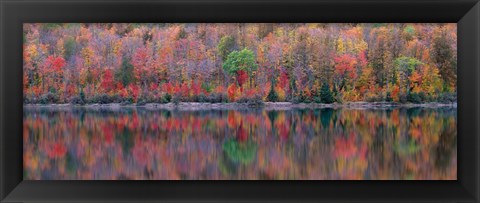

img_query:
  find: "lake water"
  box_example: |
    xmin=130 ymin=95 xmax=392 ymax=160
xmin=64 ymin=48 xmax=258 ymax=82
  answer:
xmin=23 ymin=106 xmax=457 ymax=180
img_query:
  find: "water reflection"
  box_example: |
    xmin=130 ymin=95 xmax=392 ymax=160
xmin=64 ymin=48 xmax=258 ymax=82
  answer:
xmin=23 ymin=107 xmax=457 ymax=180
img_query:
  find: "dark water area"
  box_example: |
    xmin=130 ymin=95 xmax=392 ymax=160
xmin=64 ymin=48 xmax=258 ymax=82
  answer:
xmin=23 ymin=106 xmax=457 ymax=180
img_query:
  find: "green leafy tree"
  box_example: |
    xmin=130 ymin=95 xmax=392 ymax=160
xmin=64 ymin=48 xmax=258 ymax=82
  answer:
xmin=223 ymin=48 xmax=258 ymax=88
xmin=394 ymin=56 xmax=422 ymax=92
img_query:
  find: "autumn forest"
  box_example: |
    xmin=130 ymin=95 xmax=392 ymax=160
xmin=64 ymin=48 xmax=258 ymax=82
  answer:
xmin=23 ymin=23 xmax=457 ymax=180
xmin=23 ymin=23 xmax=457 ymax=105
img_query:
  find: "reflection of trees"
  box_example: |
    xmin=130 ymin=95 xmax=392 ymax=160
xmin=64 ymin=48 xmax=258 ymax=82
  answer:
xmin=320 ymin=108 xmax=333 ymax=128
xmin=222 ymin=138 xmax=257 ymax=165
xmin=435 ymin=119 xmax=456 ymax=171
xmin=118 ymin=128 xmax=134 ymax=156
xmin=23 ymin=107 xmax=457 ymax=180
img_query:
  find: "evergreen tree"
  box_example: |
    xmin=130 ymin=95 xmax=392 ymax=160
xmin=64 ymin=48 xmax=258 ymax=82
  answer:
xmin=266 ymin=83 xmax=278 ymax=102
xmin=115 ymin=57 xmax=135 ymax=86
xmin=320 ymin=82 xmax=334 ymax=104
xmin=385 ymin=91 xmax=393 ymax=102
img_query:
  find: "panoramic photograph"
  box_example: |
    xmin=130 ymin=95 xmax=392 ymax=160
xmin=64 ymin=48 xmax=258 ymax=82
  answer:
xmin=23 ymin=23 xmax=457 ymax=180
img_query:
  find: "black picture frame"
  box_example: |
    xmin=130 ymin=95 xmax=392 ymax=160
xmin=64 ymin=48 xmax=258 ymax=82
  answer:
xmin=1 ymin=0 xmax=479 ymax=202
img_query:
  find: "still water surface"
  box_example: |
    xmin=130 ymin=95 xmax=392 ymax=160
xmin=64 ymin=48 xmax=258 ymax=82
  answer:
xmin=23 ymin=107 xmax=457 ymax=180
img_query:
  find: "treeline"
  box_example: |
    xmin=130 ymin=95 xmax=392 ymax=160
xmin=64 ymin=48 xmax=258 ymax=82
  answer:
xmin=23 ymin=23 xmax=457 ymax=104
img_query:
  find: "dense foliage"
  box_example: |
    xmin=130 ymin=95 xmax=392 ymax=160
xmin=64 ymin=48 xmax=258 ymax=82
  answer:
xmin=23 ymin=23 xmax=457 ymax=104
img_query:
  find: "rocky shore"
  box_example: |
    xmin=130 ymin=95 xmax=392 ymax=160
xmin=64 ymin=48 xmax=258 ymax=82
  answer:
xmin=24 ymin=102 xmax=457 ymax=111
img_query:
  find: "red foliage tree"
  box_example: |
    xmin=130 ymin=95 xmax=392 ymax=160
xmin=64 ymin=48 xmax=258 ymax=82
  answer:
xmin=100 ymin=69 xmax=115 ymax=93
xmin=236 ymin=70 xmax=248 ymax=87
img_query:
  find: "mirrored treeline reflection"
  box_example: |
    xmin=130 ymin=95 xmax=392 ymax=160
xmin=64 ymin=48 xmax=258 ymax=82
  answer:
xmin=23 ymin=107 xmax=457 ymax=180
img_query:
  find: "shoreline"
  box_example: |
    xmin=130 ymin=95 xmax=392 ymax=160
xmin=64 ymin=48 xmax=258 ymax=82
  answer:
xmin=24 ymin=102 xmax=457 ymax=111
